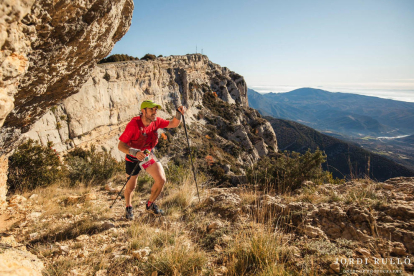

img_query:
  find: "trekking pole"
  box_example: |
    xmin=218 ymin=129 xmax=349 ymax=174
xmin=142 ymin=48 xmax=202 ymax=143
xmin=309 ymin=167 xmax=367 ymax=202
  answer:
xmin=181 ymin=113 xmax=201 ymax=202
xmin=109 ymin=159 xmax=141 ymax=209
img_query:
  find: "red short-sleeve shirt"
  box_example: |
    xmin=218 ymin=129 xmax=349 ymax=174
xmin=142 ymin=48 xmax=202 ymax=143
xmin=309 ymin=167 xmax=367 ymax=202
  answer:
xmin=119 ymin=116 xmax=169 ymax=159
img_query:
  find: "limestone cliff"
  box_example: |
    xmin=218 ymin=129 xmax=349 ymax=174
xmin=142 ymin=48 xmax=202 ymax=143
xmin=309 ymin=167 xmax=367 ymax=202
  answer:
xmin=1 ymin=0 xmax=134 ymax=131
xmin=20 ymin=54 xmax=277 ymax=176
xmin=0 ymin=0 xmax=133 ymax=211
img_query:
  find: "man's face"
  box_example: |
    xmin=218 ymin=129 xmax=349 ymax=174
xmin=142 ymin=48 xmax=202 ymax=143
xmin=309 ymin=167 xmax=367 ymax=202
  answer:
xmin=142 ymin=107 xmax=158 ymax=122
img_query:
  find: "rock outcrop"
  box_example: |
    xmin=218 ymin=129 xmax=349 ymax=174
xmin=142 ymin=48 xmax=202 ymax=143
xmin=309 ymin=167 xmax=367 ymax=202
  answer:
xmin=253 ymin=177 xmax=414 ymax=256
xmin=0 ymin=0 xmax=35 ymax=128
xmin=0 ymin=0 xmax=133 ymax=211
xmin=1 ymin=0 xmax=134 ymax=131
xmin=0 ymin=235 xmax=44 ymax=276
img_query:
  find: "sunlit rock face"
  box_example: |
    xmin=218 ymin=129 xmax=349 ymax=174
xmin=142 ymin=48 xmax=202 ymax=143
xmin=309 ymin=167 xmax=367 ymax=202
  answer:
xmin=0 ymin=0 xmax=133 ymax=210
xmin=2 ymin=0 xmax=134 ymax=131
xmin=0 ymin=0 xmax=35 ymax=128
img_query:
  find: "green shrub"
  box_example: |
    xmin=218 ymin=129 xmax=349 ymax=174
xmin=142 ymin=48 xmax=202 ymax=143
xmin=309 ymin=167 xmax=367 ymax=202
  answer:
xmin=64 ymin=146 xmax=123 ymax=185
xmin=165 ymin=163 xmax=189 ymax=185
xmin=202 ymin=92 xmax=238 ymax=122
xmin=7 ymin=139 xmax=64 ymax=192
xmin=141 ymin=53 xmax=156 ymax=61
xmin=103 ymin=71 xmax=110 ymax=81
xmin=98 ymin=54 xmax=138 ymax=64
xmin=155 ymin=133 xmax=171 ymax=157
xmin=247 ymin=149 xmax=328 ymax=193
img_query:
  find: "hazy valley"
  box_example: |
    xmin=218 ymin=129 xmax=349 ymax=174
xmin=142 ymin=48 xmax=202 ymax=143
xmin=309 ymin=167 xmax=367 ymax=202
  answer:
xmin=248 ymin=88 xmax=414 ymax=172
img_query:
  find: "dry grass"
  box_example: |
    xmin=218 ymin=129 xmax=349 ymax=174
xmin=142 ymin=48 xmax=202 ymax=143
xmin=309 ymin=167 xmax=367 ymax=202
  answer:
xmin=225 ymin=224 xmax=295 ymax=275
xmin=295 ymin=186 xmax=325 ymax=204
xmin=21 ymin=180 xmax=113 ymax=249
xmin=127 ymin=220 xmax=158 ymax=250
xmin=44 ymin=258 xmax=77 ymax=276
xmin=343 ymin=182 xmax=385 ymax=207
xmin=162 ymin=175 xmax=197 ymax=209
xmin=238 ymin=187 xmax=259 ymax=206
xmin=126 ymin=220 xmax=207 ymax=275
xmin=146 ymin=238 xmax=207 ymax=275
xmin=286 ymin=179 xmax=389 ymax=208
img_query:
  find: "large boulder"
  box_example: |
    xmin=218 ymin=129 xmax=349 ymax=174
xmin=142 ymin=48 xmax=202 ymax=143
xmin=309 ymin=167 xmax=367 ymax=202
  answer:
xmin=0 ymin=236 xmax=44 ymax=276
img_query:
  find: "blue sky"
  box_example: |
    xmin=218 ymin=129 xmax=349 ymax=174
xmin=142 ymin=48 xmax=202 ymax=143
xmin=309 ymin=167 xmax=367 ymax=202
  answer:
xmin=111 ymin=0 xmax=414 ymax=102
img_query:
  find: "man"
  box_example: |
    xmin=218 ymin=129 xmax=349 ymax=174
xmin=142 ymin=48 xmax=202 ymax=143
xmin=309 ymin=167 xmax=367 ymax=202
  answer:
xmin=118 ymin=100 xmax=186 ymax=219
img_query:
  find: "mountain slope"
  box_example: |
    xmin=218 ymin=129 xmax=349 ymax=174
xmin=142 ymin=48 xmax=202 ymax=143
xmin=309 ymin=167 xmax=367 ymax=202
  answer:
xmin=248 ymin=88 xmax=414 ymax=136
xmin=265 ymin=117 xmax=414 ymax=181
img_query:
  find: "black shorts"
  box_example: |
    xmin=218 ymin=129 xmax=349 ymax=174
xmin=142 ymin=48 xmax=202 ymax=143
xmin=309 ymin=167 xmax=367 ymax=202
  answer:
xmin=125 ymin=160 xmax=142 ymax=176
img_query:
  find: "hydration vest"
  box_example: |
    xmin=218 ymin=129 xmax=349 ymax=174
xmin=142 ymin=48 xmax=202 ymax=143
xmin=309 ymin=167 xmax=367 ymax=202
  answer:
xmin=127 ymin=116 xmax=159 ymax=151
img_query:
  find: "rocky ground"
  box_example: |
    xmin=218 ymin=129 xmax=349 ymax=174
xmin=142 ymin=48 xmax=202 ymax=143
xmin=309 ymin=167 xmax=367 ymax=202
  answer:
xmin=1 ymin=175 xmax=414 ymax=275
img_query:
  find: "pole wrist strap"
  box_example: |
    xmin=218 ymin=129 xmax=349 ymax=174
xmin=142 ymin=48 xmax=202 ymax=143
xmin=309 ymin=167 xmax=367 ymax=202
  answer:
xmin=129 ymin=148 xmax=140 ymax=156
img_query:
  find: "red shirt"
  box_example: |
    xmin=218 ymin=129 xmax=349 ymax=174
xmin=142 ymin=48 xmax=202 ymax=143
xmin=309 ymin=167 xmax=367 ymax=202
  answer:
xmin=119 ymin=116 xmax=169 ymax=161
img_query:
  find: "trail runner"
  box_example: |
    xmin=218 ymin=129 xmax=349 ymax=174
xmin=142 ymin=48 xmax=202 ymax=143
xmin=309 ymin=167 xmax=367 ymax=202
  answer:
xmin=118 ymin=100 xmax=186 ymax=219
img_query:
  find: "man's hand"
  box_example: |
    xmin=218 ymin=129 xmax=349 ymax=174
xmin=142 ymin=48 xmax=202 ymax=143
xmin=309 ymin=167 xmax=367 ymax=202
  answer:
xmin=128 ymin=147 xmax=146 ymax=161
xmin=177 ymin=106 xmax=186 ymax=115
xmin=174 ymin=106 xmax=186 ymax=121
xmin=135 ymin=151 xmax=146 ymax=161
xmin=167 ymin=105 xmax=187 ymax=128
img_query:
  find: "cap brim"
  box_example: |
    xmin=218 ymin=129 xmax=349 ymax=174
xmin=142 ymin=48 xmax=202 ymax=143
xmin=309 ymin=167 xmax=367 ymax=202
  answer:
xmin=141 ymin=103 xmax=162 ymax=109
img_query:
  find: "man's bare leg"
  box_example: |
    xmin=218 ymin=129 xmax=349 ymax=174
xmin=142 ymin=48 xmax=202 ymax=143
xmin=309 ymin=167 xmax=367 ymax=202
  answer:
xmin=146 ymin=162 xmax=166 ymax=202
xmin=124 ymin=174 xmax=138 ymax=207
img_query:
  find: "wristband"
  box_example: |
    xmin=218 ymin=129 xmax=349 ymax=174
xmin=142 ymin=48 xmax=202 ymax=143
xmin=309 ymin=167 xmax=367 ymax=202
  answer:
xmin=175 ymin=111 xmax=182 ymax=120
xmin=128 ymin=148 xmax=140 ymax=156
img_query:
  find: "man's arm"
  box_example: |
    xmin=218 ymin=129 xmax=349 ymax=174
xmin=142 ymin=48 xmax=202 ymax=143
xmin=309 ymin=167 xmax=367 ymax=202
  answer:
xmin=118 ymin=141 xmax=145 ymax=161
xmin=118 ymin=141 xmax=131 ymax=155
xmin=165 ymin=106 xmax=186 ymax=128
xmin=166 ymin=117 xmax=181 ymax=128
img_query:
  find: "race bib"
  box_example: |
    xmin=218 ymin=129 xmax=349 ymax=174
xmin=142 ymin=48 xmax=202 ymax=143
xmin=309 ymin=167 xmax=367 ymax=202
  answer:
xmin=139 ymin=153 xmax=157 ymax=170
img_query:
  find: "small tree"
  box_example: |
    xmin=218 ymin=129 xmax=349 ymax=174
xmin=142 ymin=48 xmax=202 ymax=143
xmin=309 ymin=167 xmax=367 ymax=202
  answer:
xmin=141 ymin=54 xmax=157 ymax=61
xmin=64 ymin=145 xmax=123 ymax=185
xmin=98 ymin=54 xmax=139 ymax=64
xmin=248 ymin=149 xmax=329 ymax=193
xmin=103 ymin=71 xmax=110 ymax=81
xmin=8 ymin=139 xmax=64 ymax=192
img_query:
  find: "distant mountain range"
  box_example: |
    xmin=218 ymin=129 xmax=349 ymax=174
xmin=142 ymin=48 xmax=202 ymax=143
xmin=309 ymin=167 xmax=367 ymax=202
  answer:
xmin=265 ymin=117 xmax=414 ymax=181
xmin=248 ymin=88 xmax=414 ymax=137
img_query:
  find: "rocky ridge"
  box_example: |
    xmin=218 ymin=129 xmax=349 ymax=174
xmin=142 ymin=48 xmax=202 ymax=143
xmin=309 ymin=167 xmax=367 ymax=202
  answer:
xmin=1 ymin=176 xmax=413 ymax=275
xmin=14 ymin=54 xmax=277 ymax=168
